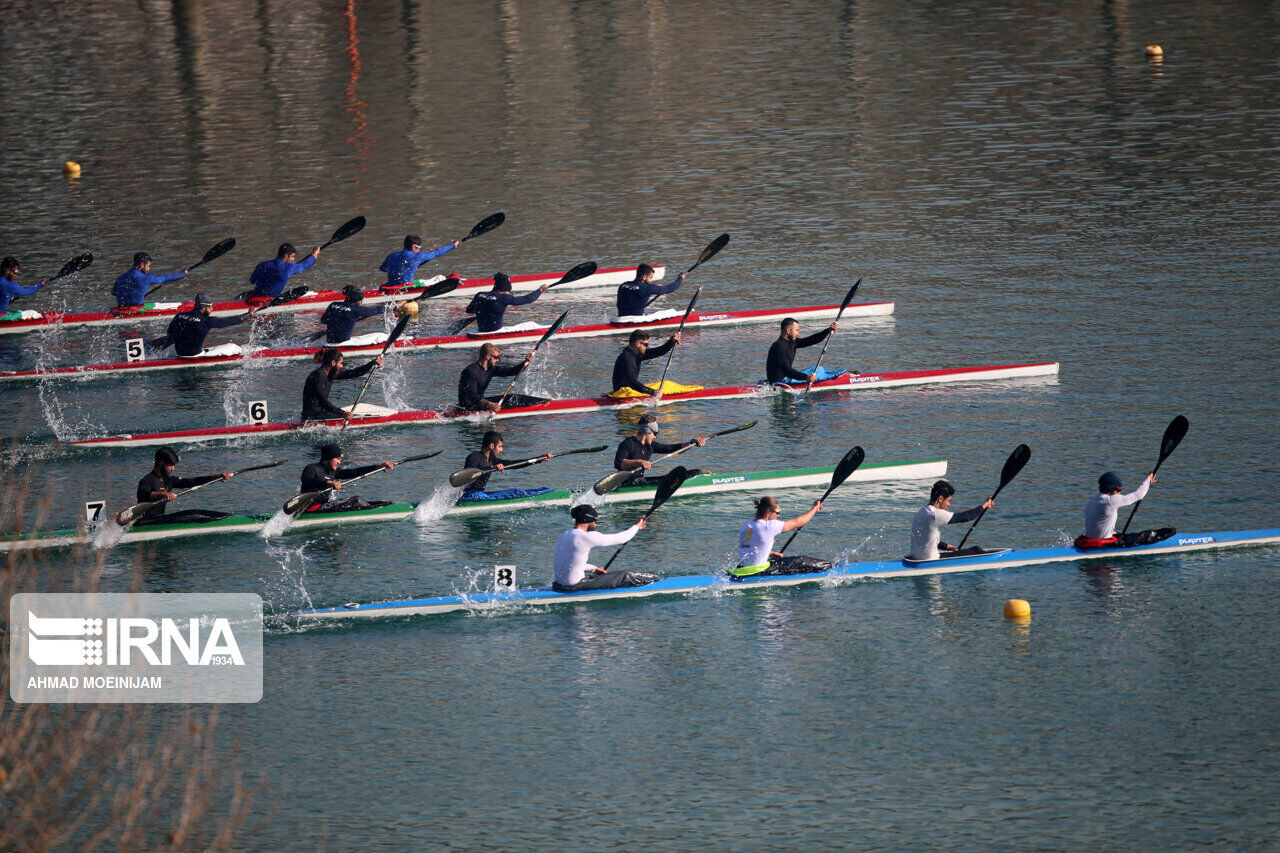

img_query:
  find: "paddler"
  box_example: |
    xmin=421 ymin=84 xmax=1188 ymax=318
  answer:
xmin=611 ymin=330 xmax=681 ymax=395
xmin=321 ymin=285 xmax=402 ymax=345
xmin=248 ymin=242 xmax=320 ymax=301
xmin=766 ymin=318 xmax=839 ymax=384
xmin=464 ymin=273 xmax=547 ymax=332
xmin=616 ymin=264 xmax=685 ymax=318
xmin=298 ymin=443 xmax=394 ymax=513
xmin=112 ymin=252 xmax=189 ymax=308
xmin=0 ymin=257 xmax=44 ymax=316
xmin=728 ymin=496 xmax=831 ymax=578
xmin=456 ymin=343 xmax=546 ymax=412
xmin=379 ymin=234 xmax=459 ymax=290
xmin=134 ymin=446 xmax=231 ymax=525
xmin=459 ymin=430 xmax=551 ymax=501
xmin=613 ymin=415 xmax=706 ymax=486
xmin=164 ymin=293 xmax=258 ymax=358
xmin=301 ymin=348 xmax=384 ymax=422
xmin=1075 ymin=471 xmax=1175 ymax=549
xmin=906 ymin=480 xmax=995 ymax=562
xmin=552 ymin=504 xmax=659 ymax=591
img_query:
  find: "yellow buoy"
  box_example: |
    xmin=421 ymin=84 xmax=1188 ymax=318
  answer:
xmin=1145 ymin=44 xmax=1163 ymax=57
xmin=1003 ymin=598 xmax=1031 ymax=619
xmin=62 ymin=160 xmax=81 ymax=177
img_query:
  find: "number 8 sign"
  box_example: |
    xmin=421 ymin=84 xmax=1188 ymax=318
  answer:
xmin=493 ymin=565 xmax=516 ymax=590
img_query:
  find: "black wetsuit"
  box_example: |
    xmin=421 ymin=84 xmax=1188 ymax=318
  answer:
xmin=298 ymin=461 xmax=389 ymax=512
xmin=321 ymin=300 xmax=382 ymax=344
xmin=166 ymin=309 xmax=248 ymax=357
xmin=612 ymin=339 xmax=675 ymax=394
xmin=134 ymin=471 xmax=229 ymax=525
xmin=765 ymin=329 xmax=831 ymax=383
xmin=613 ymin=436 xmax=696 ymax=486
xmin=456 ymin=360 xmax=545 ymax=411
xmin=461 ymin=450 xmax=510 ymax=494
xmin=301 ymin=359 xmax=377 ymax=421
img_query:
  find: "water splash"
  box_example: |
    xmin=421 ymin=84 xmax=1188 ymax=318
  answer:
xmin=570 ymin=487 xmax=608 ymax=509
xmin=91 ymin=517 xmax=126 ymax=550
xmin=413 ymin=483 xmax=463 ymax=524
xmin=223 ymin=317 xmax=277 ymax=425
xmin=259 ymin=509 xmax=296 ymax=539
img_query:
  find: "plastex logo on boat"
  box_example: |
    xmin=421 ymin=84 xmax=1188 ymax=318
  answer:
xmin=9 ymin=593 xmax=262 ymax=704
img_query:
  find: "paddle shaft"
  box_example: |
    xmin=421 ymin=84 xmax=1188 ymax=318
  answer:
xmin=449 ymin=445 xmax=608 ymax=488
xmin=287 ymin=451 xmax=441 ymax=515
xmin=777 ymin=446 xmax=866 ymax=554
xmin=956 ymin=445 xmax=1032 ymax=549
xmin=652 ymin=288 xmax=700 ymax=398
xmin=339 ymin=314 xmax=413 ymax=432
xmin=600 ymin=467 xmax=691 ymax=570
xmin=1120 ymin=416 xmax=1188 ymax=535
xmin=492 ymin=310 xmax=569 ymax=413
xmin=10 ymin=253 xmax=93 ymax=306
xmin=118 ymin=459 xmax=290 ymax=525
xmin=800 ymin=279 xmax=860 ymax=399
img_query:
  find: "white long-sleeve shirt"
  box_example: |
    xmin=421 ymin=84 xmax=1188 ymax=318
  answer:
xmin=1083 ymin=476 xmax=1151 ymax=539
xmin=553 ymin=525 xmax=640 ymax=586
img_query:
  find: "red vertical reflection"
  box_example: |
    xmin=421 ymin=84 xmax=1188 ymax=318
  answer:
xmin=344 ymin=0 xmax=372 ymax=183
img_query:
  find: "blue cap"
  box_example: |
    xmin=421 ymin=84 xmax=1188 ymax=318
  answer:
xmin=1099 ymin=472 xmax=1122 ymax=492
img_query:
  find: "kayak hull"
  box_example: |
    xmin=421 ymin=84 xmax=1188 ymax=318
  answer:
xmin=67 ymin=362 xmax=1060 ymax=449
xmin=292 ymin=528 xmax=1280 ymax=621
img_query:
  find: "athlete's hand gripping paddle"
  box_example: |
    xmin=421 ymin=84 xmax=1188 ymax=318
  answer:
xmin=955 ymin=444 xmax=1031 ymax=549
xmin=777 ymin=446 xmax=865 ymax=553
xmin=339 ymin=312 xmax=415 ymax=432
xmin=1120 ymin=415 xmax=1188 ymax=535
xmin=645 ymin=233 xmax=730 ymax=310
xmin=10 ymin=253 xmax=94 ymax=307
xmin=448 ymin=445 xmax=607 ymax=489
xmin=799 ymin=278 xmax=860 ymax=400
xmin=491 ymin=310 xmax=570 ymax=415
xmin=116 ymin=458 xmax=292 ymax=527
xmin=459 ymin=212 xmax=505 ymax=244
xmin=591 ymin=420 xmax=756 ymax=496
xmin=601 ymin=465 xmax=692 ymax=570
xmin=147 ymin=239 xmax=236 ymax=297
xmin=283 ymin=450 xmax=442 ymax=516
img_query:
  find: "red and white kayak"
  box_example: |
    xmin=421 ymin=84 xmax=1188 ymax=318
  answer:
xmin=67 ymin=362 xmax=1059 ymax=449
xmin=0 ymin=265 xmax=657 ymax=337
xmin=0 ymin=301 xmax=894 ymax=383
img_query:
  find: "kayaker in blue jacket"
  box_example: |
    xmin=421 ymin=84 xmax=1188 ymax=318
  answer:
xmin=113 ymin=252 xmax=189 ymax=308
xmin=249 ymin=242 xmax=320 ymax=300
xmin=380 ymin=234 xmax=459 ymax=289
xmin=464 ymin=273 xmax=548 ymax=332
xmin=616 ymin=264 xmax=685 ymax=317
xmin=0 ymin=257 xmax=44 ymax=315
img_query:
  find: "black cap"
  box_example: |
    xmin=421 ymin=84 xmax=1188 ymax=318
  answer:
xmin=342 ymin=285 xmax=364 ymax=302
xmin=571 ymin=504 xmax=599 ymax=524
xmin=321 ymin=443 xmax=343 ymax=460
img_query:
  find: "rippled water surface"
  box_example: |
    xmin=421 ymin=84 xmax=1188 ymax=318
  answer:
xmin=4 ymin=0 xmax=1279 ymax=848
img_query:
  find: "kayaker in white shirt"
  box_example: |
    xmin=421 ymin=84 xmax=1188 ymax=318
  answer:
xmin=552 ymin=504 xmax=658 ymax=591
xmin=1075 ymin=471 xmax=1175 ymax=549
xmin=729 ymin=496 xmax=830 ymax=578
xmin=907 ymin=480 xmax=994 ymax=562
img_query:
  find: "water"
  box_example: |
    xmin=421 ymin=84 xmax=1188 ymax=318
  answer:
xmin=3 ymin=0 xmax=1279 ymax=848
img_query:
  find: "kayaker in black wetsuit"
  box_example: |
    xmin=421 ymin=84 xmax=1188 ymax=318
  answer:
xmin=613 ymin=415 xmax=706 ymax=487
xmin=616 ymin=264 xmax=685 ymax=317
xmin=162 ymin=292 xmax=257 ymax=357
xmin=460 ymin=430 xmax=551 ymax=498
xmin=321 ymin=285 xmax=402 ymax=344
xmin=765 ymin=317 xmax=838 ymax=384
xmin=298 ymin=443 xmax=395 ymax=513
xmin=456 ymin=343 xmax=545 ymax=412
xmin=611 ymin=330 xmax=681 ymax=395
xmin=464 ymin=273 xmax=547 ymax=332
xmin=134 ymin=446 xmax=231 ymax=525
xmin=301 ymin=348 xmax=383 ymax=422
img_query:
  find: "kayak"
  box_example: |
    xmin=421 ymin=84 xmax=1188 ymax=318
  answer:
xmin=0 ymin=301 xmax=894 ymax=383
xmin=0 ymin=265 xmax=657 ymax=337
xmin=290 ymin=527 xmax=1280 ymax=621
xmin=66 ymin=362 xmax=1059 ymax=449
xmin=0 ymin=458 xmax=946 ymax=551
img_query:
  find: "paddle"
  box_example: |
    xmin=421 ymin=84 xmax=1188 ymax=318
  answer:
xmin=651 ymin=287 xmax=700 ymax=402
xmin=187 ymin=238 xmax=236 ymax=273
xmin=491 ymin=309 xmax=570 ymax=414
xmin=448 ymin=445 xmax=608 ymax=489
xmin=799 ymin=278 xmax=860 ymax=399
xmin=644 ymin=234 xmax=730 ymax=309
xmin=777 ymin=446 xmax=865 ymax=553
xmin=600 ymin=465 xmax=692 ymax=570
xmin=320 ymin=215 xmax=366 ymax=250
xmin=460 ymin=212 xmax=505 ymax=243
xmin=456 ymin=261 xmax=597 ymax=332
xmin=955 ymin=444 xmax=1032 ymax=549
xmin=116 ymin=458 xmax=291 ymax=527
xmin=338 ymin=312 xmax=415 ymax=432
xmin=283 ymin=450 xmax=443 ymax=516
xmin=10 ymin=253 xmax=94 ymax=306
xmin=1120 ymin=415 xmax=1188 ymax=536
xmin=592 ymin=420 xmax=757 ymax=496
xmin=408 ymin=277 xmax=461 ymax=303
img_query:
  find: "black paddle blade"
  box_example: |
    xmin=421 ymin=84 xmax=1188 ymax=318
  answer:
xmin=449 ymin=468 xmax=486 ymax=488
xmin=283 ymin=490 xmax=323 ymax=516
xmin=1158 ymin=416 xmax=1189 ymax=466
xmin=54 ymin=252 xmax=93 ymax=280
xmin=553 ymin=261 xmax=598 ymax=287
xmin=235 ymin=458 xmax=293 ymax=475
xmin=398 ymin=450 xmax=443 ymax=465
xmin=536 ymin=310 xmax=571 ymax=348
xmin=830 ymin=446 xmax=866 ymax=491
xmin=999 ymin=444 xmax=1032 ymax=488
xmin=465 ymin=212 xmax=505 ymax=241
xmin=647 ymin=465 xmax=692 ymax=515
xmin=326 ymin=215 xmax=366 ymax=247
xmin=269 ymin=286 xmax=310 ymax=306
xmin=416 ymin=277 xmax=460 ymax=300
xmin=714 ymin=420 xmax=757 ymax=438
xmin=196 ymin=238 xmax=236 ymax=268
xmin=688 ymin=233 xmax=730 ymax=273
xmin=838 ymin=279 xmax=862 ymax=314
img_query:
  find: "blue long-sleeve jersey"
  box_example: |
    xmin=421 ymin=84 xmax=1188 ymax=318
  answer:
xmin=616 ymin=275 xmax=681 ymax=317
xmin=379 ymin=244 xmax=455 ymax=287
xmin=0 ymin=276 xmax=43 ymax=314
xmin=113 ymin=268 xmax=187 ymax=307
xmin=249 ymin=255 xmax=317 ymax=299
xmin=465 ymin=288 xmax=542 ymax=332
xmin=321 ymin=300 xmax=383 ymax=343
